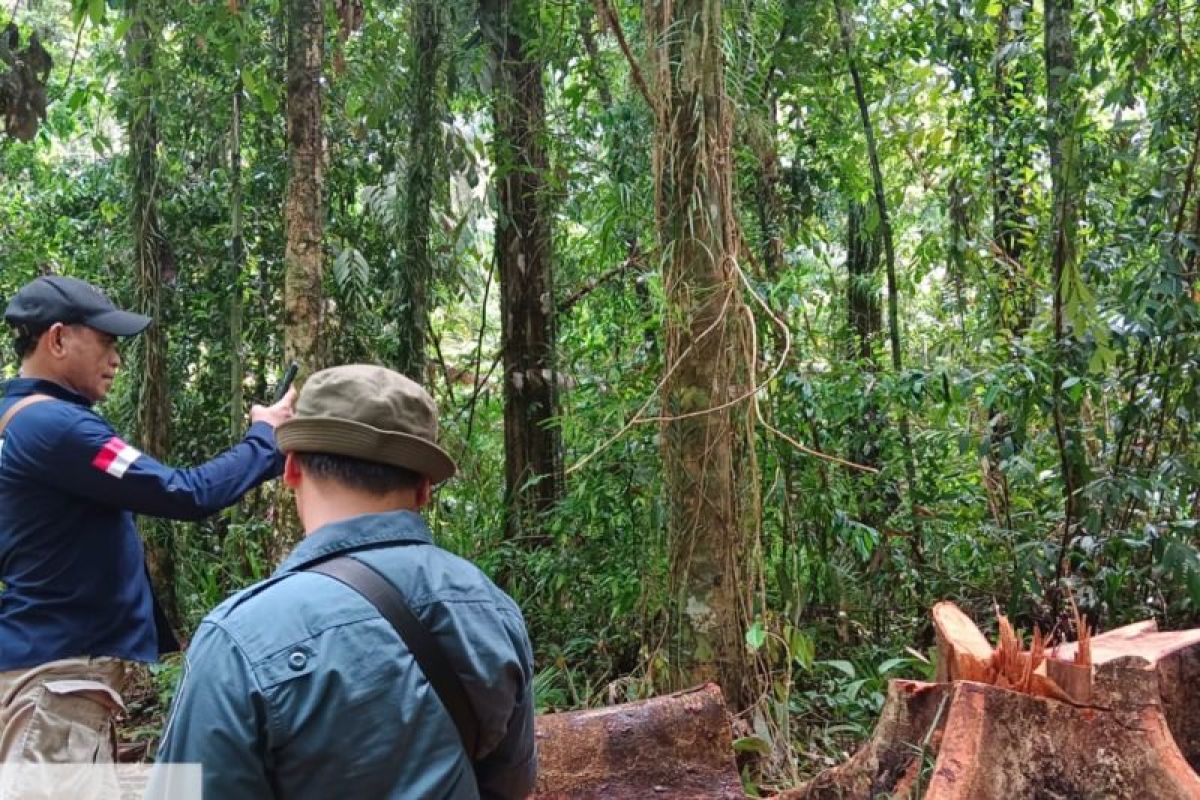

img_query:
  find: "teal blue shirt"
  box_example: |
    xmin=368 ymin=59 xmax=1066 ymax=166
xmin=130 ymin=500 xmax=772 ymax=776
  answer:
xmin=151 ymin=510 xmax=536 ymax=799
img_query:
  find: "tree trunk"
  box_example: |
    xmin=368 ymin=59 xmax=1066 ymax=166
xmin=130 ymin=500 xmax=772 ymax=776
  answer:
xmin=847 ymin=200 xmax=881 ymax=363
xmin=482 ymin=0 xmax=563 ymax=545
xmin=647 ymin=0 xmax=759 ymax=710
xmin=276 ymin=0 xmax=325 ymax=556
xmin=394 ymin=0 xmax=444 ymax=381
xmin=230 ymin=71 xmax=245 ymax=444
xmin=126 ymin=0 xmax=178 ymax=630
xmin=836 ymin=0 xmax=924 ymax=597
xmin=992 ymin=0 xmax=1034 ymax=337
xmin=284 ymin=0 xmax=324 ymax=378
xmin=1045 ymin=0 xmax=1087 ymax=602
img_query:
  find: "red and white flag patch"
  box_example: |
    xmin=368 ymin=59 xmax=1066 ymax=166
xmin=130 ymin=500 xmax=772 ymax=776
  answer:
xmin=92 ymin=437 xmax=142 ymax=478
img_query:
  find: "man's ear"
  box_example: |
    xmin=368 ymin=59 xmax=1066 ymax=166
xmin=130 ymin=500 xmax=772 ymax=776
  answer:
xmin=415 ymin=476 xmax=433 ymax=509
xmin=44 ymin=323 xmax=67 ymax=358
xmin=282 ymin=452 xmax=303 ymax=488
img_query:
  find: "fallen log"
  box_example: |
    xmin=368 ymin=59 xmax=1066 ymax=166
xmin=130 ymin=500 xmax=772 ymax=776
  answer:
xmin=783 ymin=604 xmax=1200 ymax=799
xmin=531 ymin=683 xmax=744 ymax=799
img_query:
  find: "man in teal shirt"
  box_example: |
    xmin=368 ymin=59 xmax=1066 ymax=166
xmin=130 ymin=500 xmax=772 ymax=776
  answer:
xmin=152 ymin=365 xmax=537 ymax=799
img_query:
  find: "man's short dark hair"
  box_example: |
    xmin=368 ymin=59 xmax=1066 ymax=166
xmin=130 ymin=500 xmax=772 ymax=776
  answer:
xmin=12 ymin=325 xmax=45 ymax=360
xmin=293 ymin=452 xmax=424 ymax=495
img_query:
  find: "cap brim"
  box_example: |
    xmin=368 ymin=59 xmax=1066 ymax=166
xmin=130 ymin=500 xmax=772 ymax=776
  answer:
xmin=275 ymin=417 xmax=457 ymax=484
xmin=85 ymin=309 xmax=153 ymax=337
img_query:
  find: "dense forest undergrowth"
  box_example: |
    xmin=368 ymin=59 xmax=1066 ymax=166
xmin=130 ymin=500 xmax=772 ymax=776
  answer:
xmin=3 ymin=0 xmax=1200 ymax=790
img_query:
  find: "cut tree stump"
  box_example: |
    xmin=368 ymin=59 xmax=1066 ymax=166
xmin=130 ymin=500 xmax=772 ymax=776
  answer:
xmin=531 ymin=683 xmax=744 ymax=799
xmin=1054 ymin=617 xmax=1200 ymax=772
xmin=781 ymin=604 xmax=1200 ymax=799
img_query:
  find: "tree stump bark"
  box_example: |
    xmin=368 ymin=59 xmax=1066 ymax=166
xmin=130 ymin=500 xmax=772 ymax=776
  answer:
xmin=531 ymin=683 xmax=743 ymax=799
xmin=783 ymin=606 xmax=1200 ymax=799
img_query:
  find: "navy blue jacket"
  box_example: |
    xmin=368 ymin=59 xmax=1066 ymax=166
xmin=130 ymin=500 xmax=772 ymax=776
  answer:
xmin=0 ymin=377 xmax=283 ymax=670
xmin=152 ymin=510 xmax=537 ymax=800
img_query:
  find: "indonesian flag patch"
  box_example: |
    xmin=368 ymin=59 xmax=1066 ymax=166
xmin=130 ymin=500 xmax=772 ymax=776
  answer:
xmin=92 ymin=437 xmax=142 ymax=478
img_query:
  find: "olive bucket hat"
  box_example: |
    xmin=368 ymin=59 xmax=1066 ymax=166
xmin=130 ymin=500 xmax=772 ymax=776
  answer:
xmin=275 ymin=364 xmax=457 ymax=484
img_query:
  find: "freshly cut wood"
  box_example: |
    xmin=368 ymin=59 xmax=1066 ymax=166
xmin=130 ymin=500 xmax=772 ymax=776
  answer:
xmin=784 ymin=606 xmax=1200 ymax=799
xmin=1054 ymin=618 xmax=1200 ymax=771
xmin=531 ymin=683 xmax=744 ymax=799
xmin=932 ymin=602 xmax=992 ymax=683
xmin=933 ymin=601 xmax=1088 ymax=703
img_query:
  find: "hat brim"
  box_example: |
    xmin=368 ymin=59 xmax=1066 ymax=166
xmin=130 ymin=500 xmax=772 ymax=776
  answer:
xmin=275 ymin=417 xmax=457 ymax=484
xmin=85 ymin=309 xmax=153 ymax=337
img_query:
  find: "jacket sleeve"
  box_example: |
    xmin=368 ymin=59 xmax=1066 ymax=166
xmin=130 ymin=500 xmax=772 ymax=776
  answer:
xmin=474 ymin=628 xmax=538 ymax=800
xmin=23 ymin=411 xmax=282 ymax=521
xmin=149 ymin=622 xmax=275 ymax=800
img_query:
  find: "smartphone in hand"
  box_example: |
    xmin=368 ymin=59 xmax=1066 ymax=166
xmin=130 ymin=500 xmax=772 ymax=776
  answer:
xmin=274 ymin=361 xmax=300 ymax=403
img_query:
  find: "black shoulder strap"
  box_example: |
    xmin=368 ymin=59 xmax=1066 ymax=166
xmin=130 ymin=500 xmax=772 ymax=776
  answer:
xmin=305 ymin=555 xmax=480 ymax=760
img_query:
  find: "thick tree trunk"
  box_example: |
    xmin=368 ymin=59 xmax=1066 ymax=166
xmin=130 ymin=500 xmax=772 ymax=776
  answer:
xmin=126 ymin=0 xmax=177 ymax=630
xmin=284 ymin=0 xmax=324 ymax=377
xmin=395 ymin=0 xmax=444 ymax=381
xmin=482 ymin=0 xmax=563 ymax=545
xmin=648 ymin=0 xmax=759 ymax=710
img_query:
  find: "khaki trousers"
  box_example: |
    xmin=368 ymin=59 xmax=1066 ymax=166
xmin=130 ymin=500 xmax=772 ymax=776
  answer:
xmin=0 ymin=657 xmax=127 ymax=764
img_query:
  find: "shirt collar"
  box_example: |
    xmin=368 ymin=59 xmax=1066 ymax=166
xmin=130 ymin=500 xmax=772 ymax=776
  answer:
xmin=2 ymin=377 xmax=93 ymax=407
xmin=274 ymin=509 xmax=434 ymax=575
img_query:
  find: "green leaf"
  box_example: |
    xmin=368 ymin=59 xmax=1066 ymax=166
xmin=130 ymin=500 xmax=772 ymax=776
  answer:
xmin=820 ymin=659 xmax=857 ymax=679
xmin=88 ymin=0 xmax=105 ymax=25
xmin=877 ymin=657 xmax=910 ymax=675
xmin=732 ymin=735 xmax=772 ymax=755
xmin=745 ymin=621 xmax=766 ymax=651
xmin=787 ymin=627 xmax=815 ymax=670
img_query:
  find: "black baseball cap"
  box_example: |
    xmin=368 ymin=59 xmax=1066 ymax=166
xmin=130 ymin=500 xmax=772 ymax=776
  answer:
xmin=4 ymin=275 xmax=152 ymax=337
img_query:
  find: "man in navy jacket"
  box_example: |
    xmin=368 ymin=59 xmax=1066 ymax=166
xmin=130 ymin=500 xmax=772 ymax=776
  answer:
xmin=0 ymin=275 xmax=294 ymax=765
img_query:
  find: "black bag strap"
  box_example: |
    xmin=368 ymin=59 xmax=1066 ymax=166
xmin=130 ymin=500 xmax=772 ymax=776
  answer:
xmin=305 ymin=555 xmax=480 ymax=760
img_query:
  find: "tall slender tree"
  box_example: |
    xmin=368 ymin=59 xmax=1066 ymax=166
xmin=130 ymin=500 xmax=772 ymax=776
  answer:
xmin=1045 ymin=0 xmax=1088 ymax=598
xmin=230 ymin=67 xmax=245 ymax=443
xmin=835 ymin=0 xmax=923 ymax=585
xmin=394 ymin=0 xmax=445 ymax=381
xmin=993 ymin=0 xmax=1035 ymax=336
xmin=481 ymin=0 xmax=563 ymax=545
xmin=648 ymin=0 xmax=760 ymax=709
xmin=284 ymin=0 xmax=325 ymax=378
xmin=126 ymin=0 xmax=178 ymax=628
